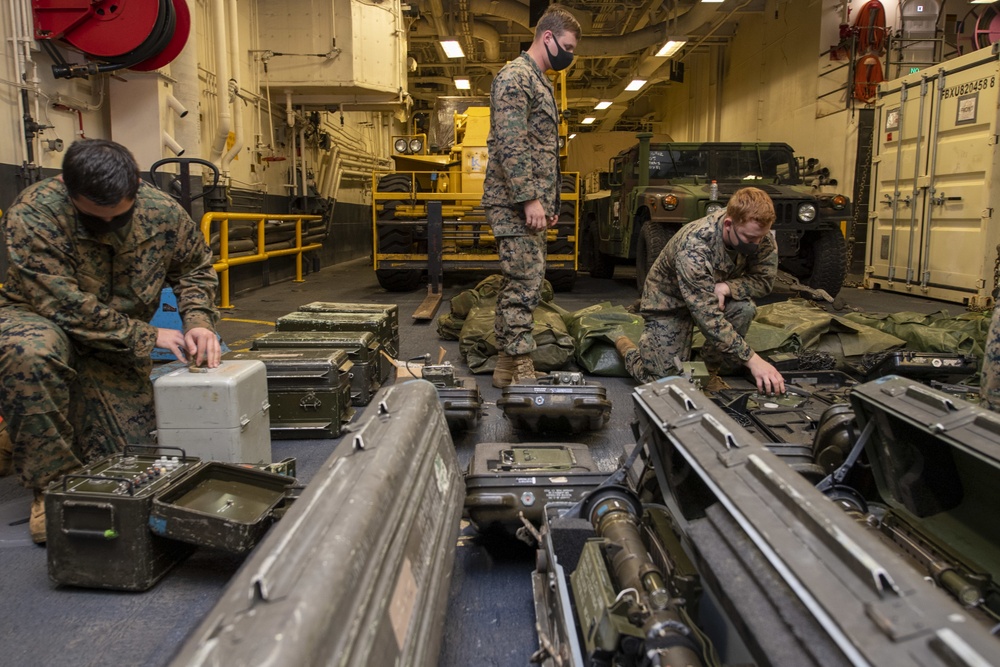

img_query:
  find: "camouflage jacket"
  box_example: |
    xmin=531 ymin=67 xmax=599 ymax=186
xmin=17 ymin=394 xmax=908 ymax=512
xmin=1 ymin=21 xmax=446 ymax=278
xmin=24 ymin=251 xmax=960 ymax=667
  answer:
xmin=482 ymin=52 xmax=561 ymax=235
xmin=640 ymin=212 xmax=777 ymax=362
xmin=0 ymin=178 xmax=219 ymax=361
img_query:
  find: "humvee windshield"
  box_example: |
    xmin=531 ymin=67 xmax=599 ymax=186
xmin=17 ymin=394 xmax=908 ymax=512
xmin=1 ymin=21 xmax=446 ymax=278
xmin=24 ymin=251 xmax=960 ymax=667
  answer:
xmin=648 ymin=146 xmax=799 ymax=184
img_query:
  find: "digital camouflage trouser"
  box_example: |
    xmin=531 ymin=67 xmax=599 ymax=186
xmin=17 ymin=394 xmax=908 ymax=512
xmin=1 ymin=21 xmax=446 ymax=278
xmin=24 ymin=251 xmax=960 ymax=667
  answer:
xmin=624 ymin=299 xmax=757 ymax=384
xmin=490 ymin=207 xmax=547 ymax=356
xmin=0 ymin=307 xmax=155 ymax=489
xmin=981 ymin=300 xmax=1000 ymax=411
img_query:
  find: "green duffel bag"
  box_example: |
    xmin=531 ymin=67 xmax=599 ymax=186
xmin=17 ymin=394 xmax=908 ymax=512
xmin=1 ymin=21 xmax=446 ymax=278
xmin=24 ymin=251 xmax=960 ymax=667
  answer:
xmin=459 ymin=300 xmax=575 ymax=373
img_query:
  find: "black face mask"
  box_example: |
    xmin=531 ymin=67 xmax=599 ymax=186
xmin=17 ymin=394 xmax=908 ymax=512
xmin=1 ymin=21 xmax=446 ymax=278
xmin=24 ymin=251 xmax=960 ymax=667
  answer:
xmin=76 ymin=205 xmax=135 ymax=235
xmin=545 ymin=34 xmax=574 ymax=71
xmin=728 ymin=225 xmax=759 ymax=255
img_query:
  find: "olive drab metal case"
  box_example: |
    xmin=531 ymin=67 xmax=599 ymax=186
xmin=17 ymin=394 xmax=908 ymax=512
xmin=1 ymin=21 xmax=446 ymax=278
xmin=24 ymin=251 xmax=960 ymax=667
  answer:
xmin=251 ymin=330 xmax=382 ymax=406
xmin=464 ymin=443 xmax=609 ymax=532
xmin=274 ymin=311 xmax=394 ymax=382
xmin=222 ymin=349 xmax=354 ymax=439
xmin=45 ymin=448 xmax=297 ymax=591
xmin=297 ymin=301 xmax=400 ymax=358
xmin=153 ymin=360 xmax=271 ymax=464
xmin=168 ymin=380 xmax=465 ymax=667
xmin=498 ymin=372 xmax=612 ymax=433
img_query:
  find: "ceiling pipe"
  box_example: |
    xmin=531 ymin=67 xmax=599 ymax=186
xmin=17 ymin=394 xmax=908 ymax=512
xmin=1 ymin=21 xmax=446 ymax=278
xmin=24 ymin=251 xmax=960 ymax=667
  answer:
xmin=595 ymin=1 xmax=732 ymax=131
xmin=470 ymin=20 xmax=501 ymax=61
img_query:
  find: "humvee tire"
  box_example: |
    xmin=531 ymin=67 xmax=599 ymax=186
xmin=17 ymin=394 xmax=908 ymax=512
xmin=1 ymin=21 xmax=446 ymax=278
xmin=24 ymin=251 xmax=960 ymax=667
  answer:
xmin=635 ymin=218 xmax=671 ymax=291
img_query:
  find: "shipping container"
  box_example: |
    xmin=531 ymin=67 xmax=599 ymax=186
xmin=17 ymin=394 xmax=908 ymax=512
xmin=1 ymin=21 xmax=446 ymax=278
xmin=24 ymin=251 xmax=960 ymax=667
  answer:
xmin=867 ymin=44 xmax=1000 ymax=307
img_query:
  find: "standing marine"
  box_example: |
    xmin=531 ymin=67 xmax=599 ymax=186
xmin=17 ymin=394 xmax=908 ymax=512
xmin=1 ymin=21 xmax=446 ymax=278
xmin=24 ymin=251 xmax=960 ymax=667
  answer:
xmin=0 ymin=139 xmax=221 ymax=543
xmin=482 ymin=4 xmax=581 ymax=387
xmin=617 ymin=186 xmax=786 ymax=395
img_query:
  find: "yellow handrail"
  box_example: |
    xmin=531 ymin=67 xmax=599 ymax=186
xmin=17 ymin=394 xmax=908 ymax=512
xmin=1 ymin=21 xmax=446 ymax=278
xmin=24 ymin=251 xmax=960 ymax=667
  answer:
xmin=200 ymin=212 xmax=324 ymax=309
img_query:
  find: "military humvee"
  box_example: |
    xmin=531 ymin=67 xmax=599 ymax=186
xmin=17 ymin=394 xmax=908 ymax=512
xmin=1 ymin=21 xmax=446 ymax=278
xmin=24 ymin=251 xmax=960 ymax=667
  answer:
xmin=581 ymin=133 xmax=851 ymax=296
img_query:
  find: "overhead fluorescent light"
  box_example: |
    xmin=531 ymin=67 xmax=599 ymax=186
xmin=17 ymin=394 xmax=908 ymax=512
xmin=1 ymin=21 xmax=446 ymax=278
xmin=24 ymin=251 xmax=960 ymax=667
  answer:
xmin=655 ymin=38 xmax=687 ymax=58
xmin=581 ymin=117 xmax=596 ymax=125
xmin=454 ymin=77 xmax=471 ymax=89
xmin=971 ymin=0 xmax=996 ymax=4
xmin=594 ymin=101 xmax=612 ymax=110
xmin=702 ymin=0 xmax=724 ymax=3
xmin=625 ymin=79 xmax=646 ymax=91
xmin=440 ymin=39 xmax=465 ymax=58
xmin=569 ymin=133 xmax=576 ymax=139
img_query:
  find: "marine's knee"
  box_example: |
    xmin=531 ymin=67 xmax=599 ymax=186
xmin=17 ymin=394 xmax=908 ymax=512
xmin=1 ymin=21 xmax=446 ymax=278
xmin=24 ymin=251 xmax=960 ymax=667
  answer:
xmin=0 ymin=319 xmax=73 ymax=378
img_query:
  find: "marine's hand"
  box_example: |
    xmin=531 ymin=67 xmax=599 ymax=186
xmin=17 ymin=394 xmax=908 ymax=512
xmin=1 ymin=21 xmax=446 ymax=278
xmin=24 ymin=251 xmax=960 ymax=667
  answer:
xmin=524 ymin=199 xmax=547 ymax=232
xmin=746 ymin=353 xmax=785 ymax=395
xmin=547 ymin=214 xmax=558 ymax=228
xmin=713 ymin=282 xmax=731 ymax=310
xmin=185 ymin=327 xmax=222 ymax=368
xmin=156 ymin=328 xmax=188 ymax=362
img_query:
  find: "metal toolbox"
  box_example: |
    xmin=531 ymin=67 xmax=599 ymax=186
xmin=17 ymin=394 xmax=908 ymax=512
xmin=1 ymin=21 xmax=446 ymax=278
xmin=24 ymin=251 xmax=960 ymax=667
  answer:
xmin=222 ymin=350 xmax=354 ymax=439
xmin=464 ymin=443 xmax=609 ymax=532
xmin=297 ymin=301 xmax=399 ymax=357
xmin=251 ymin=330 xmax=381 ymax=406
xmin=154 ymin=360 xmax=271 ymax=464
xmin=168 ymin=380 xmax=465 ymax=667
xmin=149 ymin=462 xmax=297 ymax=553
xmin=498 ymin=372 xmax=612 ymax=433
xmin=274 ymin=311 xmax=394 ymax=382
xmin=46 ymin=447 xmax=297 ymax=591
xmin=420 ymin=363 xmax=483 ymax=431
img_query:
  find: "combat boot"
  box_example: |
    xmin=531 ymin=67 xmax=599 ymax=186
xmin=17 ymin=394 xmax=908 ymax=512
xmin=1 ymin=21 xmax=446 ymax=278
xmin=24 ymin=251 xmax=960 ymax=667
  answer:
xmin=615 ymin=336 xmax=638 ymax=358
xmin=492 ymin=352 xmax=515 ymax=388
xmin=30 ymin=489 xmax=46 ymax=545
xmin=0 ymin=420 xmax=11 ymax=477
xmin=510 ymin=354 xmax=540 ymax=385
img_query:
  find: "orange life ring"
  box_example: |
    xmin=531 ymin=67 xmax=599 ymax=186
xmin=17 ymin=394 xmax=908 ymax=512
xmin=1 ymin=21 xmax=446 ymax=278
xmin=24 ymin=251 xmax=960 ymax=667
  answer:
xmin=855 ymin=0 xmax=887 ymax=53
xmin=854 ymin=54 xmax=884 ymax=103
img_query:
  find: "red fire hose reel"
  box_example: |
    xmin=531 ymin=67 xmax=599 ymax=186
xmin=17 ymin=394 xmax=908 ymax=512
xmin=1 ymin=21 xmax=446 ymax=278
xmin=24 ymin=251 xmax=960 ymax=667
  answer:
xmin=31 ymin=0 xmax=190 ymax=78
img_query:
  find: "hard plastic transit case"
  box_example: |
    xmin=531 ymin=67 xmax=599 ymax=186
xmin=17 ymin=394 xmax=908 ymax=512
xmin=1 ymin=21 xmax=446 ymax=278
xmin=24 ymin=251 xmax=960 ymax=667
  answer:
xmin=153 ymin=360 xmax=271 ymax=464
xmin=464 ymin=442 xmax=609 ymax=533
xmin=45 ymin=446 xmax=297 ymax=591
xmin=251 ymin=329 xmax=382 ymax=406
xmin=297 ymin=301 xmax=400 ymax=357
xmin=222 ymin=349 xmax=354 ymax=438
xmin=167 ymin=380 xmax=465 ymax=667
xmin=274 ymin=310 xmax=394 ymax=382
xmin=420 ymin=363 xmax=483 ymax=431
xmin=497 ymin=371 xmax=612 ymax=433
xmin=621 ymin=376 xmax=1000 ymax=667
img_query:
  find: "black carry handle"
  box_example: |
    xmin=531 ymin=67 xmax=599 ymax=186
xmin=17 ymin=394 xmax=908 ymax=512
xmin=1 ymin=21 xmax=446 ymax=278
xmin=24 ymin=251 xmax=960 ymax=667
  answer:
xmin=123 ymin=443 xmax=192 ymax=463
xmin=149 ymin=158 xmax=221 ymax=215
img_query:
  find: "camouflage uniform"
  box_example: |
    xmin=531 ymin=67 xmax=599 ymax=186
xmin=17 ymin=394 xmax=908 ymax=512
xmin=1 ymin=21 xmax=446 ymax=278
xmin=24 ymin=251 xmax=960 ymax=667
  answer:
xmin=0 ymin=178 xmax=218 ymax=489
xmin=624 ymin=211 xmax=777 ymax=383
xmin=482 ymin=52 xmax=561 ymax=355
xmin=981 ymin=300 xmax=1000 ymax=411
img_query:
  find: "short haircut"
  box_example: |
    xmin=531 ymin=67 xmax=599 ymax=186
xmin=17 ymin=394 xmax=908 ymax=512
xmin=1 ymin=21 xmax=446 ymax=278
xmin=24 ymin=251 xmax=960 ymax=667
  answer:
xmin=727 ymin=187 xmax=776 ymax=228
xmin=62 ymin=139 xmax=141 ymax=206
xmin=535 ymin=5 xmax=582 ymax=41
